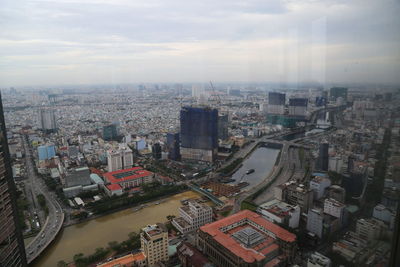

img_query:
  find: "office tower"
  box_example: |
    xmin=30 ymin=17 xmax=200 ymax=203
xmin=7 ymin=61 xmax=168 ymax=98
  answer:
xmin=288 ymin=98 xmax=308 ymax=117
xmin=330 ymin=87 xmax=348 ymax=101
xmin=167 ymin=132 xmax=180 ymax=161
xmin=102 ymin=123 xmax=119 ymax=141
xmin=0 ymin=94 xmax=27 ymax=266
xmin=141 ymin=224 xmax=169 ymax=267
xmin=217 ymin=113 xmax=229 ymax=140
xmin=38 ymin=108 xmax=57 ymax=133
xmin=151 ymin=143 xmax=162 ymax=160
xmin=180 ymin=106 xmax=218 ymax=162
xmin=317 ymin=143 xmax=329 ymax=171
xmin=107 ymin=146 xmax=134 ymax=172
xmin=197 ymin=210 xmax=297 ymax=266
xmin=267 ymin=92 xmax=285 ymax=115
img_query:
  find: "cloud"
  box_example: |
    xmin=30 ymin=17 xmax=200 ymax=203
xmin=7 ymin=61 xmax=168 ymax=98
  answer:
xmin=0 ymin=0 xmax=399 ymax=86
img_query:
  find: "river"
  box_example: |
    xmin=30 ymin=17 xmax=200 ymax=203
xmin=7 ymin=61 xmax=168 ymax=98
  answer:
xmin=229 ymin=146 xmax=280 ymax=189
xmin=30 ymin=190 xmax=202 ymax=267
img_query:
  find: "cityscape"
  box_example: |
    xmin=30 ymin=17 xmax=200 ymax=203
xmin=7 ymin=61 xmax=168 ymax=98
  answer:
xmin=1 ymin=1 xmax=400 ymax=267
xmin=1 ymin=85 xmax=399 ymax=267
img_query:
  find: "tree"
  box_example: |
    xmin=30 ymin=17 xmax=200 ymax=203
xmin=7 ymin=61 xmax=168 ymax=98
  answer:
xmin=166 ymin=215 xmax=176 ymax=221
xmin=57 ymin=260 xmax=68 ymax=267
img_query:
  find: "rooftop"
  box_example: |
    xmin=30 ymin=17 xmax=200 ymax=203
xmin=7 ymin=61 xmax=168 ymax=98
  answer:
xmin=200 ymin=210 xmax=296 ymax=263
xmin=106 ymin=183 xmax=122 ymax=191
xmin=104 ymin=166 xmax=153 ymax=184
xmin=97 ymin=252 xmax=145 ymax=267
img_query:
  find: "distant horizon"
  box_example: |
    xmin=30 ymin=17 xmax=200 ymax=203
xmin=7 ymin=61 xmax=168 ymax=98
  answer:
xmin=2 ymin=80 xmax=399 ymax=91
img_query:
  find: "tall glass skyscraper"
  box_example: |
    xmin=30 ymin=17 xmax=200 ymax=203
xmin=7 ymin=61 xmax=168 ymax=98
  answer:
xmin=0 ymin=94 xmax=27 ymax=266
xmin=180 ymin=106 xmax=218 ymax=162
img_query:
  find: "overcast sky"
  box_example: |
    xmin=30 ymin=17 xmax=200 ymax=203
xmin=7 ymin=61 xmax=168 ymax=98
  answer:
xmin=1 ymin=0 xmax=399 ymax=87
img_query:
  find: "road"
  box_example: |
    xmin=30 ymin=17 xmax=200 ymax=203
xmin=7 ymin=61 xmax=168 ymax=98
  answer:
xmin=22 ymin=136 xmax=65 ymax=264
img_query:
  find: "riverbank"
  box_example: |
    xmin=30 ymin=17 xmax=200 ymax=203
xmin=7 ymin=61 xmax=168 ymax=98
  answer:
xmin=29 ymin=191 xmax=203 ymax=267
xmin=63 ymin=188 xmax=188 ymax=227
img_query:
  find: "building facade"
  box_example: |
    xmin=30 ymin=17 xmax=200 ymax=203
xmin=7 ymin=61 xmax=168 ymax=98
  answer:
xmin=275 ymin=181 xmax=314 ymax=212
xmin=172 ymin=200 xmax=213 ymax=234
xmin=307 ymin=252 xmax=331 ymax=267
xmin=309 ymin=176 xmax=331 ymax=200
xmin=0 ymin=94 xmax=27 ymax=266
xmin=107 ymin=146 xmax=134 ymax=172
xmin=307 ymin=208 xmax=324 ymax=238
xmin=102 ymin=123 xmax=119 ymax=141
xmin=288 ymin=98 xmax=308 ymax=117
xmin=180 ymin=106 xmax=218 ymax=162
xmin=140 ymin=224 xmax=169 ymax=267
xmin=257 ymin=199 xmax=300 ymax=229
xmin=103 ymin=167 xmax=154 ymax=189
xmin=38 ymin=108 xmax=57 ymax=133
xmin=167 ymin=132 xmax=181 ymax=161
xmin=218 ymin=113 xmax=229 ymax=140
xmin=268 ymin=92 xmax=285 ymax=115
xmin=317 ymin=143 xmax=329 ymax=171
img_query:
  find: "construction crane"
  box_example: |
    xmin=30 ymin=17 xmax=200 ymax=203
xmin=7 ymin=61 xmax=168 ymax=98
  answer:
xmin=208 ymin=81 xmax=221 ymax=106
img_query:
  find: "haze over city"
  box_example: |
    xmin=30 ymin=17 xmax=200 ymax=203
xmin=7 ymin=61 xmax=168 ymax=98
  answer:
xmin=1 ymin=0 xmax=400 ymax=87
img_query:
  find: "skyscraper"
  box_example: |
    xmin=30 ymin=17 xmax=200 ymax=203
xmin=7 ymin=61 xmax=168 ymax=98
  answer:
xmin=102 ymin=123 xmax=120 ymax=141
xmin=317 ymin=143 xmax=329 ymax=171
xmin=267 ymin=92 xmax=286 ymax=115
xmin=180 ymin=106 xmax=218 ymax=162
xmin=217 ymin=113 xmax=229 ymax=140
xmin=38 ymin=108 xmax=57 ymax=133
xmin=288 ymin=98 xmax=308 ymax=117
xmin=0 ymin=94 xmax=27 ymax=266
xmin=167 ymin=132 xmax=180 ymax=161
xmin=151 ymin=143 xmax=162 ymax=160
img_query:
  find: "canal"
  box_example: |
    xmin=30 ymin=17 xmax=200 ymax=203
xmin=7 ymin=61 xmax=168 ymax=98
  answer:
xmin=229 ymin=146 xmax=280 ymax=189
xmin=30 ymin=191 xmax=202 ymax=267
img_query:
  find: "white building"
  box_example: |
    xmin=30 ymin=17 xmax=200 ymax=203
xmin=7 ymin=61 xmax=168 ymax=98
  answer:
xmin=172 ymin=200 xmax=213 ymax=234
xmin=356 ymin=218 xmax=386 ymax=243
xmin=307 ymin=208 xmax=324 ymax=238
xmin=141 ymin=224 xmax=169 ymax=267
xmin=257 ymin=199 xmax=300 ymax=229
xmin=307 ymin=252 xmax=331 ymax=267
xmin=107 ymin=145 xmax=134 ymax=172
xmin=328 ymin=156 xmax=343 ymax=173
xmin=309 ymin=176 xmax=331 ymax=200
xmin=38 ymin=108 xmax=57 ymax=132
xmin=323 ymin=198 xmax=346 ymax=224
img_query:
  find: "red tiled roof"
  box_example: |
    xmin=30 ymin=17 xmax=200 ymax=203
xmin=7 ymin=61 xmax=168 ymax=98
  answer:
xmin=106 ymin=183 xmax=122 ymax=191
xmin=200 ymin=210 xmax=296 ymax=263
xmin=104 ymin=167 xmax=153 ymax=184
xmin=97 ymin=252 xmax=145 ymax=267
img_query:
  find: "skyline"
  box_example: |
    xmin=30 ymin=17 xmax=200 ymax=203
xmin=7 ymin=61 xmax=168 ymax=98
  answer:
xmin=1 ymin=0 xmax=400 ymax=87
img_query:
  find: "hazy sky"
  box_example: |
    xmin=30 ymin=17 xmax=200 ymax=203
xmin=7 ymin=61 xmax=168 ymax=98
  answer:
xmin=1 ymin=0 xmax=399 ymax=87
